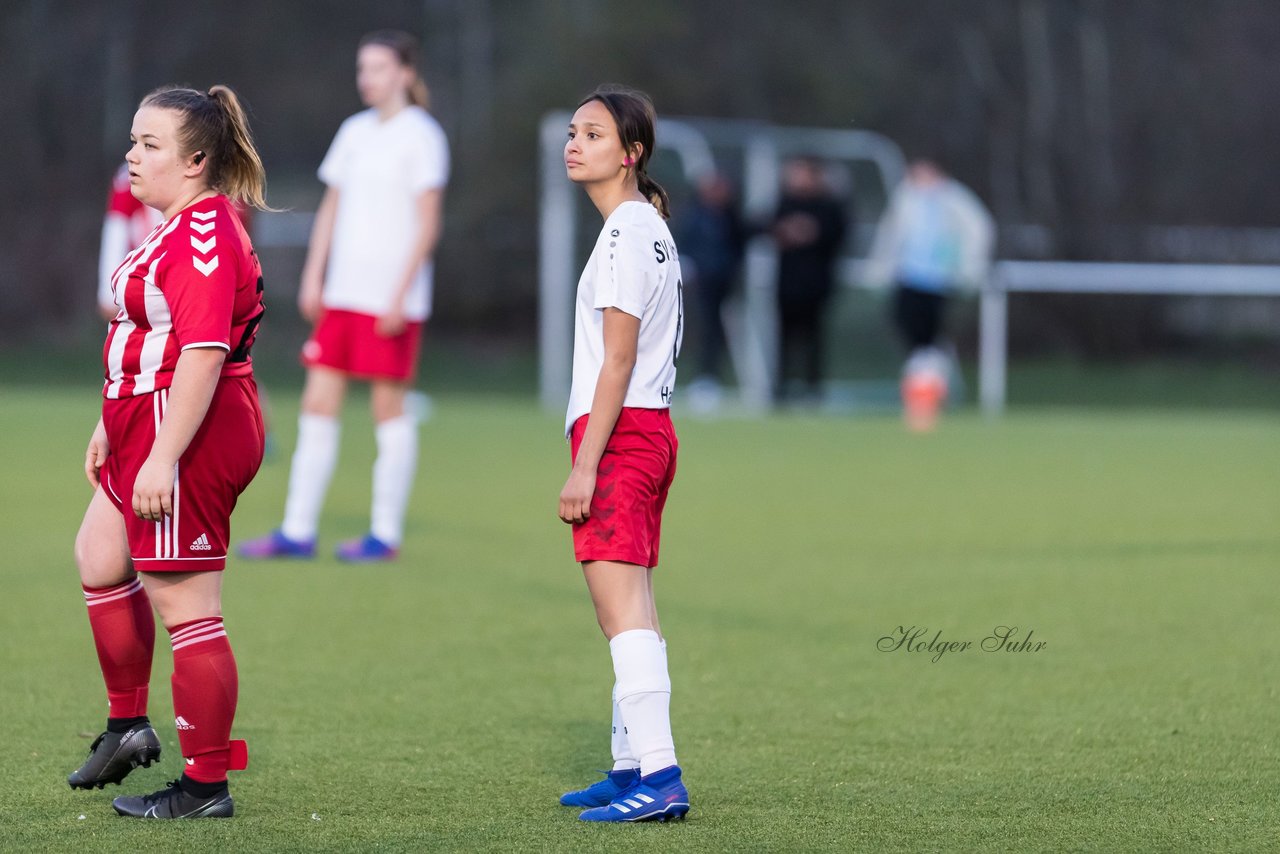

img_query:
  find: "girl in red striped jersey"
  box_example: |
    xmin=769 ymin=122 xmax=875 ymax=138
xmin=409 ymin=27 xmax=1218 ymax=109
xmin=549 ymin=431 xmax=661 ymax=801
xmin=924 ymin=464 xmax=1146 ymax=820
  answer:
xmin=69 ymin=84 xmax=269 ymax=820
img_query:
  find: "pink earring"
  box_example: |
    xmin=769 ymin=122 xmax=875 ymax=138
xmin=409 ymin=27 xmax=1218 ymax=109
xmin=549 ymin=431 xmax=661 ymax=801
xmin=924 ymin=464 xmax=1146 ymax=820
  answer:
xmin=623 ymin=157 xmax=634 ymax=166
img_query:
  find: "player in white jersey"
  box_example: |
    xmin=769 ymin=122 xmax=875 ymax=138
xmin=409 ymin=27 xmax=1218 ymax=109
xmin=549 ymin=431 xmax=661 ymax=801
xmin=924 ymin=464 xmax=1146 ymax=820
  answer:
xmin=239 ymin=30 xmax=448 ymax=562
xmin=556 ymin=86 xmax=690 ymax=823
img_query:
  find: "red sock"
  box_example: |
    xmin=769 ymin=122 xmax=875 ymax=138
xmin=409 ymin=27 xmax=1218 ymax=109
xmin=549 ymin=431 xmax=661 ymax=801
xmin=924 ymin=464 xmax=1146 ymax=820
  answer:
xmin=83 ymin=579 xmax=154 ymax=719
xmin=168 ymin=617 xmax=238 ymax=784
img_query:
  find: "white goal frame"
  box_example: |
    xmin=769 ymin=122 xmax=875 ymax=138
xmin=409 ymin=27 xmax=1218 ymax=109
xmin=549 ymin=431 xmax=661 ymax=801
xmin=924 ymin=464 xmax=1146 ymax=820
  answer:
xmin=979 ymin=261 xmax=1280 ymax=415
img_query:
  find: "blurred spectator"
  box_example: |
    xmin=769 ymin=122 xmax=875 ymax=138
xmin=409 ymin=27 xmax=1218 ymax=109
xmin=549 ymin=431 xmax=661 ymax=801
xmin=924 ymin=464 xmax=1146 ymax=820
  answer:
xmin=771 ymin=157 xmax=848 ymax=405
xmin=676 ymin=172 xmax=745 ymax=410
xmin=865 ymin=158 xmax=995 ymax=429
xmin=865 ymin=158 xmax=994 ymax=351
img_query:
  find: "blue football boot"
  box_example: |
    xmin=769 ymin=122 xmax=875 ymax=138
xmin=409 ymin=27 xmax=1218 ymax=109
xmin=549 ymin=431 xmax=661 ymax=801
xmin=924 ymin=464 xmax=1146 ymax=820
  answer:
xmin=335 ymin=534 xmax=399 ymax=563
xmin=237 ymin=529 xmax=315 ymax=560
xmin=578 ymin=765 xmax=689 ymax=822
xmin=560 ymin=768 xmax=641 ymax=807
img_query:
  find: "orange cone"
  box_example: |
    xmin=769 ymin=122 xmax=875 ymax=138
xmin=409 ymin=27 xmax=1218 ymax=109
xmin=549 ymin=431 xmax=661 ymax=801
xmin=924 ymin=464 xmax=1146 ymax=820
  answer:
xmin=901 ymin=348 xmax=949 ymax=432
xmin=902 ymin=372 xmax=945 ymax=432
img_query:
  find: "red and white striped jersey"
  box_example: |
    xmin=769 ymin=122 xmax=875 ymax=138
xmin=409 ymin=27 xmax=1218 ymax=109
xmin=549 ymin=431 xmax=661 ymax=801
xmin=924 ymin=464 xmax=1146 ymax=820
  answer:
xmin=102 ymin=195 xmax=264 ymax=399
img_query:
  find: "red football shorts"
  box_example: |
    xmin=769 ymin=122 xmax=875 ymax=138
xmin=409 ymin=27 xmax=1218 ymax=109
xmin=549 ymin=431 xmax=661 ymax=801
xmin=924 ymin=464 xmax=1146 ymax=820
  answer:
xmin=101 ymin=376 xmax=265 ymax=572
xmin=569 ymin=407 xmax=678 ymax=568
xmin=301 ymin=308 xmax=424 ymax=382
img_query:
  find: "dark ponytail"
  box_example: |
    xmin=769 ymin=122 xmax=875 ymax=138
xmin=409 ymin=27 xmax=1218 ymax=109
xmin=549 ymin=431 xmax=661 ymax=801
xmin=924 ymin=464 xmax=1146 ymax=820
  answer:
xmin=636 ymin=172 xmax=670 ymax=220
xmin=141 ymin=84 xmax=271 ymax=210
xmin=578 ymin=85 xmax=670 ymax=219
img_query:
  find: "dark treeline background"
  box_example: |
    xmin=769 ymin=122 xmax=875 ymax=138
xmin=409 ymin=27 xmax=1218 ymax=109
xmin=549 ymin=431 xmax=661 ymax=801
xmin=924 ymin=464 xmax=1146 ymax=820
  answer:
xmin=3 ymin=0 xmax=1278 ymax=357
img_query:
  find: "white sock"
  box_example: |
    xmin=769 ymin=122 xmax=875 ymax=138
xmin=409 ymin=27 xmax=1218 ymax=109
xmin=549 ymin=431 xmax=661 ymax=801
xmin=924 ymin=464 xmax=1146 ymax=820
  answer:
xmin=610 ymin=629 xmax=677 ymax=777
xmin=370 ymin=414 xmax=418 ymax=546
xmin=280 ymin=414 xmax=340 ymax=541
xmin=610 ymin=683 xmax=639 ymax=771
xmin=610 ymin=638 xmax=668 ymax=771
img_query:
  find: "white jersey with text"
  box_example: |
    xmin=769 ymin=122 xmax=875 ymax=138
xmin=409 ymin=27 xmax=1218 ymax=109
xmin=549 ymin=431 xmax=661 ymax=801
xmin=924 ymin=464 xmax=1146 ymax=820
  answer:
xmin=566 ymin=200 xmax=683 ymax=436
xmin=317 ymin=106 xmax=449 ymax=321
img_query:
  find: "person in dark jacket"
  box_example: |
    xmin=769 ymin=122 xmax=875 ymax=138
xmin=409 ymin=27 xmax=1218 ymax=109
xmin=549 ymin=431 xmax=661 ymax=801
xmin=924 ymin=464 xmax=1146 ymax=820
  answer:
xmin=771 ymin=157 xmax=848 ymax=404
xmin=676 ymin=172 xmax=745 ymax=402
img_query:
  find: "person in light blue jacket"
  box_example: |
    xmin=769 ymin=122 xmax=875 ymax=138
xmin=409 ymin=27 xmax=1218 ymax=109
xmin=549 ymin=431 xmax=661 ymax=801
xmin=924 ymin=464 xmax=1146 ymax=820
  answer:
xmin=866 ymin=158 xmax=994 ymax=428
xmin=866 ymin=158 xmax=995 ymax=352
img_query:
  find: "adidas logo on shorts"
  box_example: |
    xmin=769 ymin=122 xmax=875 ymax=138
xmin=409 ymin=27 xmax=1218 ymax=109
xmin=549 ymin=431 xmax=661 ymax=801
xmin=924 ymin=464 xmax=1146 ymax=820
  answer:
xmin=190 ymin=533 xmax=213 ymax=552
xmin=175 ymin=716 xmax=195 ymax=730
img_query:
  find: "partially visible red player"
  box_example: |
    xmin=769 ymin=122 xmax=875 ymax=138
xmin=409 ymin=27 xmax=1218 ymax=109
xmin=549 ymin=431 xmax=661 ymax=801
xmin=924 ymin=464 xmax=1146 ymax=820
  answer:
xmin=69 ymin=83 xmax=270 ymax=821
xmin=98 ymin=163 xmax=162 ymax=321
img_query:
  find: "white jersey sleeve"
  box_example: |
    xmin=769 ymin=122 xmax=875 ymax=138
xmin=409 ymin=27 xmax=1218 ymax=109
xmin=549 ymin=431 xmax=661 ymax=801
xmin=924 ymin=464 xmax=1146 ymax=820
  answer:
xmin=592 ymin=217 xmax=658 ymax=319
xmin=318 ymin=115 xmax=360 ymax=188
xmin=405 ymin=117 xmax=450 ymax=193
xmin=317 ymin=116 xmax=358 ymax=187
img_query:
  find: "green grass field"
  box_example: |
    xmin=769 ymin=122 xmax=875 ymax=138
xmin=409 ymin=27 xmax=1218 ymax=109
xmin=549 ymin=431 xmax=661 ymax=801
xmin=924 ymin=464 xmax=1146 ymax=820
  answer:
xmin=1 ymin=383 xmax=1277 ymax=852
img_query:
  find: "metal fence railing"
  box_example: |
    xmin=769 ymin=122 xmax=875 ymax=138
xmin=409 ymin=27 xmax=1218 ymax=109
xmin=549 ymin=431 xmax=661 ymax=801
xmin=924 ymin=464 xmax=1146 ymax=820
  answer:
xmin=979 ymin=261 xmax=1280 ymax=415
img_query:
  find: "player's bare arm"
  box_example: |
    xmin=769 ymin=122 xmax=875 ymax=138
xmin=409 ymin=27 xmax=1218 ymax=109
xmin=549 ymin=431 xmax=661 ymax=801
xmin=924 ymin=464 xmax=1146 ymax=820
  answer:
xmin=132 ymin=347 xmax=226 ymax=522
xmin=559 ymin=307 xmax=639 ymax=524
xmin=298 ymin=186 xmax=340 ymax=323
xmin=378 ymin=187 xmax=443 ymax=337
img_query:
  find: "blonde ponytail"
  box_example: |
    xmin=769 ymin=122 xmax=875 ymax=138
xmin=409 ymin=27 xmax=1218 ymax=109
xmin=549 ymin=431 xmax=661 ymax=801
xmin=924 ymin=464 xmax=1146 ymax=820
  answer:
xmin=410 ymin=76 xmax=430 ymax=109
xmin=142 ymin=84 xmax=274 ymax=211
xmin=207 ymin=86 xmax=270 ymax=210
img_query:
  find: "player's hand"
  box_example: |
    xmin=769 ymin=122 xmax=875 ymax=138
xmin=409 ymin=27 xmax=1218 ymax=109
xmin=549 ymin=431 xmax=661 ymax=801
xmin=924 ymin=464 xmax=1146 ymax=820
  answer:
xmin=297 ymin=271 xmax=324 ymax=323
xmin=132 ymin=455 xmax=176 ymax=522
xmin=376 ymin=304 xmax=407 ymax=337
xmin=84 ymin=419 xmax=110 ymax=489
xmin=559 ymin=468 xmax=596 ymax=524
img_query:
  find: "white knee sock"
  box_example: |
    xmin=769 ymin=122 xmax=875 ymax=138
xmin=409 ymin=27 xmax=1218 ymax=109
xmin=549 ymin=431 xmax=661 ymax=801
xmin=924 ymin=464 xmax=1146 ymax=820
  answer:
xmin=281 ymin=414 xmax=340 ymax=541
xmin=371 ymin=414 xmax=418 ymax=546
xmin=610 ymin=683 xmax=639 ymax=771
xmin=611 ymin=638 xmax=669 ymax=771
xmin=610 ymin=629 xmax=677 ymax=777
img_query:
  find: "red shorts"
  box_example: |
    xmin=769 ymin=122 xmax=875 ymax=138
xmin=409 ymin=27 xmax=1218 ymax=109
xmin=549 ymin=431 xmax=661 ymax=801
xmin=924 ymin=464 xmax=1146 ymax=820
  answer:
xmin=301 ymin=308 xmax=424 ymax=383
xmin=102 ymin=376 xmax=265 ymax=572
xmin=569 ymin=408 xmax=678 ymax=568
